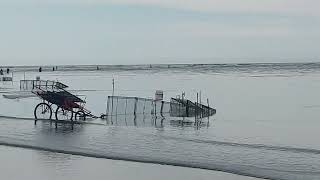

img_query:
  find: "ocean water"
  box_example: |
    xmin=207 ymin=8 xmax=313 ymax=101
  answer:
xmin=1 ymin=63 xmax=320 ymax=180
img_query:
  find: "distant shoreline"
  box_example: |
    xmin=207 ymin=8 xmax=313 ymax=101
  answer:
xmin=1 ymin=61 xmax=320 ymax=68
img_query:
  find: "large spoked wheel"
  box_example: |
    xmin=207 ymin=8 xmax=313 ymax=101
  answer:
xmin=75 ymin=110 xmax=86 ymax=121
xmin=55 ymin=106 xmax=73 ymax=121
xmin=34 ymin=103 xmax=52 ymax=120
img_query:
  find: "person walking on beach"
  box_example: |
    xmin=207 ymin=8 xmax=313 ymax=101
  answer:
xmin=6 ymin=68 xmax=10 ymax=74
xmin=39 ymin=67 xmax=42 ymax=72
xmin=0 ymin=69 xmax=3 ymax=75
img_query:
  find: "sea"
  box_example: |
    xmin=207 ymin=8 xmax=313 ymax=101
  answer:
xmin=1 ymin=63 xmax=320 ymax=180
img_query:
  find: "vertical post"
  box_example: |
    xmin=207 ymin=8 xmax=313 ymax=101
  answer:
xmin=106 ymin=96 xmax=110 ymax=122
xmin=134 ymin=97 xmax=138 ymax=116
xmin=199 ymin=91 xmax=202 ymax=120
xmin=207 ymin=98 xmax=210 ymax=126
xmin=112 ymin=79 xmax=115 ymax=97
xmin=134 ymin=97 xmax=138 ymax=125
xmin=182 ymin=92 xmax=184 ymax=119
xmin=115 ymin=96 xmax=119 ymax=123
xmin=143 ymin=99 xmax=146 ymax=114
xmin=195 ymin=92 xmax=198 ymax=124
xmin=111 ymin=97 xmax=114 ymax=122
xmin=124 ymin=98 xmax=128 ymax=116
xmin=111 ymin=79 xmax=115 ymax=122
xmin=186 ymin=100 xmax=189 ymax=117
xmin=154 ymin=101 xmax=157 ymax=116
xmin=178 ymin=99 xmax=181 ymax=117
xmin=160 ymin=101 xmax=164 ymax=117
xmin=124 ymin=98 xmax=128 ymax=125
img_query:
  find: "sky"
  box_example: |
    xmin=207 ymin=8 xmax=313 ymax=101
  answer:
xmin=0 ymin=0 xmax=319 ymax=65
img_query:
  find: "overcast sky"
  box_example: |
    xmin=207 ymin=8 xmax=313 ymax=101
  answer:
xmin=0 ymin=0 xmax=319 ymax=65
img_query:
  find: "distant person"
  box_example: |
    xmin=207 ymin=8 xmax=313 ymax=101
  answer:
xmin=53 ymin=67 xmax=55 ymax=71
xmin=39 ymin=67 xmax=42 ymax=72
xmin=6 ymin=68 xmax=9 ymax=74
xmin=0 ymin=69 xmax=3 ymax=75
xmin=97 ymin=66 xmax=99 ymax=70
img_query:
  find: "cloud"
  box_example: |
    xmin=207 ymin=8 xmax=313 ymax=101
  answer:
xmin=2 ymin=0 xmax=320 ymax=16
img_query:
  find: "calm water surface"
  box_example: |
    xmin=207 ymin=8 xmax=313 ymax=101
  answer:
xmin=1 ymin=63 xmax=320 ymax=180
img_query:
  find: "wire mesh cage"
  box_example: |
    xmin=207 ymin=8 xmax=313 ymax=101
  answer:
xmin=106 ymin=96 xmax=216 ymax=119
xmin=106 ymin=96 xmax=171 ymax=118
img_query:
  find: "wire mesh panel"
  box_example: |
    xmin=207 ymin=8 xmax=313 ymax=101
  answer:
xmin=106 ymin=96 xmax=171 ymax=118
xmin=106 ymin=96 xmax=216 ymax=119
xmin=20 ymin=80 xmax=68 ymax=91
xmin=170 ymin=98 xmax=216 ymax=117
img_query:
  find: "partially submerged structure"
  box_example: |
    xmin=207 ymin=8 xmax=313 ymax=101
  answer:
xmin=5 ymin=79 xmax=216 ymax=129
xmin=105 ymin=95 xmax=216 ymax=119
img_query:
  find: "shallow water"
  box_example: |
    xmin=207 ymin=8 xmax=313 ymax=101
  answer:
xmin=1 ymin=63 xmax=320 ymax=180
xmin=0 ymin=145 xmax=259 ymax=180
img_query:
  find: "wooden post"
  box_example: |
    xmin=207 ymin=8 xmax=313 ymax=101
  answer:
xmin=154 ymin=101 xmax=157 ymax=116
xmin=115 ymin=96 xmax=119 ymax=123
xmin=112 ymin=79 xmax=115 ymax=97
xmin=143 ymin=99 xmax=146 ymax=114
xmin=106 ymin=96 xmax=109 ymax=116
xmin=124 ymin=98 xmax=128 ymax=116
xmin=199 ymin=91 xmax=202 ymax=120
xmin=134 ymin=97 xmax=138 ymax=125
xmin=111 ymin=79 xmax=115 ymax=121
xmin=195 ymin=92 xmax=198 ymax=124
xmin=207 ymin=98 xmax=210 ymax=127
xmin=134 ymin=97 xmax=138 ymax=116
xmin=160 ymin=101 xmax=164 ymax=117
xmin=186 ymin=100 xmax=189 ymax=117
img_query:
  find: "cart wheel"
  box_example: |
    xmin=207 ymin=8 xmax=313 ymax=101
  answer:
xmin=34 ymin=103 xmax=52 ymax=120
xmin=55 ymin=106 xmax=73 ymax=121
xmin=75 ymin=110 xmax=86 ymax=121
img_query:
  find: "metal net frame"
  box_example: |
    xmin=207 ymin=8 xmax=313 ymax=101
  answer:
xmin=106 ymin=96 xmax=216 ymax=119
xmin=106 ymin=96 xmax=171 ymax=118
xmin=20 ymin=80 xmax=68 ymax=91
xmin=170 ymin=98 xmax=216 ymax=117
